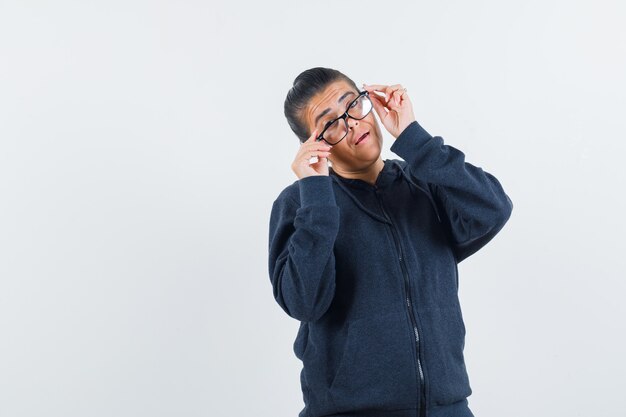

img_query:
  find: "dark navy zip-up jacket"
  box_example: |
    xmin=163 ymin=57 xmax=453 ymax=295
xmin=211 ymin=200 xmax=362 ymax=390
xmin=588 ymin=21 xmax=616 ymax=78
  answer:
xmin=268 ymin=120 xmax=513 ymax=417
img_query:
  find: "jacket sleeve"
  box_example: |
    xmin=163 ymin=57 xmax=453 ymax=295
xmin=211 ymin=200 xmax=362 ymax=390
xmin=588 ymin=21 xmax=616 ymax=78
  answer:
xmin=268 ymin=175 xmax=341 ymax=322
xmin=390 ymin=120 xmax=513 ymax=263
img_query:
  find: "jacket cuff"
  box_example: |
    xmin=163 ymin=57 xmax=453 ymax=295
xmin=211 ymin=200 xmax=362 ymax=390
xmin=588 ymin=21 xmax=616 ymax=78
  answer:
xmin=298 ymin=175 xmax=337 ymax=207
xmin=390 ymin=120 xmax=433 ymax=157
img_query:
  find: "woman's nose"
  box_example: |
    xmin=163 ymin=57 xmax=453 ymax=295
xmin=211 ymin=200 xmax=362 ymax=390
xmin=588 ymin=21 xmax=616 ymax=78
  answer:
xmin=347 ymin=119 xmax=359 ymax=129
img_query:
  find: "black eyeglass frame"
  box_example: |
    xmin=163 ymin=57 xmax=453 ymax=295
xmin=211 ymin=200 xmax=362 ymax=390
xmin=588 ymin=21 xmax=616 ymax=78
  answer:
xmin=314 ymin=90 xmax=372 ymax=145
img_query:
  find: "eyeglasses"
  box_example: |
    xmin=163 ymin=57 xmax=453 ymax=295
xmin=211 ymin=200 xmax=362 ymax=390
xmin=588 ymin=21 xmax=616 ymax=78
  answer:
xmin=315 ymin=90 xmax=373 ymax=146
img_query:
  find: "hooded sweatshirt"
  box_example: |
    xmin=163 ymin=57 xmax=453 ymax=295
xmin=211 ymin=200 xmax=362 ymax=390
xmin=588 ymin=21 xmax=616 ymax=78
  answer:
xmin=267 ymin=120 xmax=513 ymax=417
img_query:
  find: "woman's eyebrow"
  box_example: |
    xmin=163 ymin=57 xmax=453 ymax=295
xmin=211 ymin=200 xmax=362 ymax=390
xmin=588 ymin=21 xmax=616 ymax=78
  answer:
xmin=314 ymin=91 xmax=356 ymax=126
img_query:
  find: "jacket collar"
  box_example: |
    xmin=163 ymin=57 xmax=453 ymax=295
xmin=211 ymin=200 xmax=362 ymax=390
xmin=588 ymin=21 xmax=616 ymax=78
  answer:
xmin=328 ymin=159 xmax=442 ymax=224
xmin=328 ymin=160 xmax=400 ymax=224
xmin=328 ymin=159 xmax=399 ymax=190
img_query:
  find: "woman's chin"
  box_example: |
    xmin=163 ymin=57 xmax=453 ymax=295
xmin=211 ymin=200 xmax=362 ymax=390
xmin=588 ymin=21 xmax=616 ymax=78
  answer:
xmin=362 ymin=139 xmax=382 ymax=155
xmin=360 ymin=147 xmax=382 ymax=162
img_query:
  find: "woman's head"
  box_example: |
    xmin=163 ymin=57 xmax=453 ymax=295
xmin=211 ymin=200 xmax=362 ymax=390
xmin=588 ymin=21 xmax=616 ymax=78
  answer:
xmin=284 ymin=67 xmax=358 ymax=143
xmin=284 ymin=67 xmax=384 ymax=172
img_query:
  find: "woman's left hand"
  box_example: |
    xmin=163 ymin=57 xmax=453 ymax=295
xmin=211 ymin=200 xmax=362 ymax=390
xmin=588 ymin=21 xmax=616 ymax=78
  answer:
xmin=363 ymin=83 xmax=416 ymax=139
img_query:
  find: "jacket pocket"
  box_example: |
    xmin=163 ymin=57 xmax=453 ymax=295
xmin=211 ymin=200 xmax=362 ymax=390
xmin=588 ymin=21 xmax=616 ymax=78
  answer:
xmin=421 ymin=306 xmax=472 ymax=406
xmin=327 ymin=311 xmax=419 ymax=411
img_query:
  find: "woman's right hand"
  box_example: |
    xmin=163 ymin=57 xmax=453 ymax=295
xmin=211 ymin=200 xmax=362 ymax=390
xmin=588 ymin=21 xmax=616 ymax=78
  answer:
xmin=291 ymin=128 xmax=333 ymax=179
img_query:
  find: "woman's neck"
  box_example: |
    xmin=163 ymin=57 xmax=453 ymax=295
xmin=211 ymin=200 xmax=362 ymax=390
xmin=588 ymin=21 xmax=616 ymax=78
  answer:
xmin=329 ymin=158 xmax=385 ymax=186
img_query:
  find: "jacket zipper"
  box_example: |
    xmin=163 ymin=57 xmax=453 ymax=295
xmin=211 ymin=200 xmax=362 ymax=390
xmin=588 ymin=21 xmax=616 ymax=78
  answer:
xmin=375 ymin=188 xmax=427 ymax=417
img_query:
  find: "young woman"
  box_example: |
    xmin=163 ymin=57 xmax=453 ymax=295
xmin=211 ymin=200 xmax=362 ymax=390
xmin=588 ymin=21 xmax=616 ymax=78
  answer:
xmin=268 ymin=67 xmax=513 ymax=417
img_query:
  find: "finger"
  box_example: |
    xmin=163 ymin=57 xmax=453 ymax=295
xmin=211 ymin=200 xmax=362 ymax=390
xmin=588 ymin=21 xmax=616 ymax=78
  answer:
xmin=305 ymin=128 xmax=319 ymax=143
xmin=367 ymin=89 xmax=390 ymax=107
xmin=306 ymin=150 xmax=332 ymax=164
xmin=389 ymin=86 xmax=407 ymax=106
xmin=392 ymin=85 xmax=405 ymax=98
xmin=381 ymin=90 xmax=397 ymax=108
xmin=383 ymin=90 xmax=397 ymax=105
xmin=304 ymin=149 xmax=332 ymax=160
xmin=391 ymin=89 xmax=402 ymax=106
xmin=395 ymin=87 xmax=409 ymax=106
xmin=364 ymin=84 xmax=390 ymax=101
xmin=363 ymin=84 xmax=389 ymax=92
xmin=369 ymin=92 xmax=389 ymax=116
xmin=400 ymin=88 xmax=410 ymax=103
xmin=302 ymin=142 xmax=332 ymax=154
xmin=397 ymin=88 xmax=408 ymax=105
xmin=384 ymin=86 xmax=400 ymax=103
xmin=371 ymin=90 xmax=390 ymax=109
xmin=364 ymin=84 xmax=405 ymax=103
xmin=373 ymin=90 xmax=389 ymax=103
xmin=310 ymin=155 xmax=329 ymax=165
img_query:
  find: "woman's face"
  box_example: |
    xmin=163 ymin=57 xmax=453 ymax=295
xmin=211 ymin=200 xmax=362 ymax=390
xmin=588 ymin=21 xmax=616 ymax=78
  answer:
xmin=303 ymin=80 xmax=383 ymax=171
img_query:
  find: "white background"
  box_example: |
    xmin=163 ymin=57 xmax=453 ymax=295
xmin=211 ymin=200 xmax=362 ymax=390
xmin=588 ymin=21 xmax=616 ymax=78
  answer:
xmin=1 ymin=1 xmax=625 ymax=416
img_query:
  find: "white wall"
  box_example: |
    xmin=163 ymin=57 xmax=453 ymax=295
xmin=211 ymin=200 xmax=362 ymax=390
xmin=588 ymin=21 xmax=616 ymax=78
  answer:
xmin=1 ymin=1 xmax=624 ymax=416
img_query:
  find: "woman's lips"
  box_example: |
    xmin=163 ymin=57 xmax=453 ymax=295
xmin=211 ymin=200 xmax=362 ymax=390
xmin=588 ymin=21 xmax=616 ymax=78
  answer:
xmin=356 ymin=132 xmax=369 ymax=145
